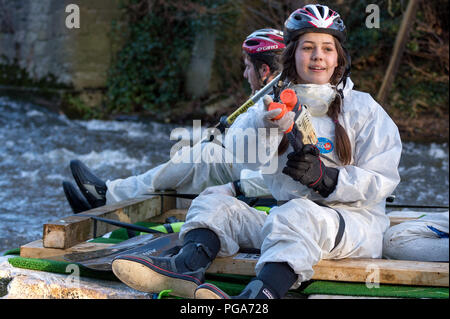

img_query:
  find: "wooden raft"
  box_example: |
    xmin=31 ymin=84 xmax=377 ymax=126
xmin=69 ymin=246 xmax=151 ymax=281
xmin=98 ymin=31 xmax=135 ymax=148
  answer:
xmin=21 ymin=200 xmax=449 ymax=288
xmin=42 ymin=194 xmax=176 ymax=249
xmin=20 ymin=238 xmax=449 ymax=287
xmin=42 ymin=203 xmax=420 ymax=251
xmin=209 ymin=254 xmax=449 ymax=287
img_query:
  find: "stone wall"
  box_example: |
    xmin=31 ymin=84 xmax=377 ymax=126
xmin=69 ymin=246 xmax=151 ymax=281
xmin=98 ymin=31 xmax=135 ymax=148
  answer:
xmin=0 ymin=0 xmax=124 ymax=105
xmin=0 ymin=1 xmax=220 ymax=115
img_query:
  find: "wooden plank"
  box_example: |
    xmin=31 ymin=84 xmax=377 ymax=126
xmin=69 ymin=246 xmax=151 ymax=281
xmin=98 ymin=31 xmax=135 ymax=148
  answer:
xmin=21 ymin=240 xmax=448 ymax=287
xmin=21 ymin=239 xmax=113 ymax=261
xmin=148 ymin=209 xmax=188 ymax=223
xmin=388 ymin=216 xmax=420 ymax=226
xmin=208 ymin=255 xmax=449 ymax=287
xmin=43 ymin=194 xmax=173 ymax=249
xmin=40 ymin=197 xmax=417 ymax=251
xmin=313 ymin=258 xmax=449 ymax=287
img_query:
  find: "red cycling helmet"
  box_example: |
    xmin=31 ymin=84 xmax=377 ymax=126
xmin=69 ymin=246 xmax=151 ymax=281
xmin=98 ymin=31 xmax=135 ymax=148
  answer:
xmin=284 ymin=4 xmax=346 ymax=45
xmin=243 ymin=28 xmax=285 ymax=54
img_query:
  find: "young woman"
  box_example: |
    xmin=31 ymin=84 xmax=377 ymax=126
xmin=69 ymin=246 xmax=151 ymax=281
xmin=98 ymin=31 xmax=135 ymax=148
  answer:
xmin=63 ymin=29 xmax=285 ymax=212
xmin=111 ymin=4 xmax=402 ymax=299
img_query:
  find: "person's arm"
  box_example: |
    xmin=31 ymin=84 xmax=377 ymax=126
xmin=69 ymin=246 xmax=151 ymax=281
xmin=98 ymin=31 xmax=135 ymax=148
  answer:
xmin=325 ymin=96 xmax=402 ymax=207
xmin=223 ymin=98 xmax=291 ymax=171
xmin=282 ymin=94 xmax=402 ymax=207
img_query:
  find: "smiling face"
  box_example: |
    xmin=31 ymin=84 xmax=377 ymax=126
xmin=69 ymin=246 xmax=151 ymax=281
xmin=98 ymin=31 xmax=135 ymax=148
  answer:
xmin=294 ymin=33 xmax=339 ymax=85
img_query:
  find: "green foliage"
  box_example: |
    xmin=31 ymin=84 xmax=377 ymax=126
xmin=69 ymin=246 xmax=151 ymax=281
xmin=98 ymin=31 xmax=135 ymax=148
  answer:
xmin=0 ymin=55 xmax=68 ymax=89
xmin=105 ymin=0 xmax=233 ymax=117
xmin=106 ymin=9 xmax=191 ymax=115
xmin=104 ymin=0 xmax=448 ymax=121
xmin=392 ymin=65 xmax=448 ymax=117
xmin=335 ymin=0 xmax=448 ymax=115
xmin=63 ymin=94 xmax=103 ymax=120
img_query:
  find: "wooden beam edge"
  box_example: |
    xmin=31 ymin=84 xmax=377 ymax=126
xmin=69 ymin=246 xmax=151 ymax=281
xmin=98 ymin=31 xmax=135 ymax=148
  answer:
xmin=20 ymin=239 xmax=448 ymax=287
xmin=43 ymin=195 xmax=164 ymax=249
xmin=208 ymin=256 xmax=449 ymax=287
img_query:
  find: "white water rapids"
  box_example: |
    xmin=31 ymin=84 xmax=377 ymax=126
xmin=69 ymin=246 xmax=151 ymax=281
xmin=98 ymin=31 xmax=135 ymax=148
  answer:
xmin=0 ymin=96 xmax=448 ymax=253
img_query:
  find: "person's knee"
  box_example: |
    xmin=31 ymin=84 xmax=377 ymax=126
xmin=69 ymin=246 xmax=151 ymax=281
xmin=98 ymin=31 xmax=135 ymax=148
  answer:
xmin=268 ymin=198 xmax=316 ymax=225
xmin=188 ymin=194 xmax=241 ymax=221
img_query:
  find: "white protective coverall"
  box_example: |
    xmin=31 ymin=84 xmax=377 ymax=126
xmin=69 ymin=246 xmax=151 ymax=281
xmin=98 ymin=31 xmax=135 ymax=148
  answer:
xmin=179 ymin=78 xmax=403 ymax=287
xmin=104 ymin=134 xmax=271 ymax=205
xmin=383 ymin=210 xmax=449 ymax=262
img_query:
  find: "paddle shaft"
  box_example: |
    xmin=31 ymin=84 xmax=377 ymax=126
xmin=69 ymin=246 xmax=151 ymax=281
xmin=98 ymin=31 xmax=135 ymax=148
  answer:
xmin=77 ymin=214 xmax=166 ymax=235
xmin=225 ymin=73 xmax=281 ymax=126
xmin=147 ymin=193 xmax=449 ymax=210
xmin=386 ymin=204 xmax=449 ymax=209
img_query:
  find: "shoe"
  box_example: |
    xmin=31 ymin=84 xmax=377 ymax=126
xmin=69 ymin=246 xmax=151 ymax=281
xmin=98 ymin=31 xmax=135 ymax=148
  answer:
xmin=112 ymin=243 xmax=211 ymax=299
xmin=62 ymin=180 xmax=92 ymax=213
xmin=70 ymin=159 xmax=107 ymax=208
xmin=195 ymin=279 xmax=277 ymax=299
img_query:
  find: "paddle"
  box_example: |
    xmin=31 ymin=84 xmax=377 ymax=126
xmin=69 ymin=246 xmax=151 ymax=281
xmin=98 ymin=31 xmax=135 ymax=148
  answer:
xmin=63 ymin=233 xmax=181 ymax=271
xmin=216 ymin=73 xmax=281 ymax=132
xmin=386 ymin=204 xmax=449 ymax=209
xmin=78 ymin=191 xmax=447 ymax=239
xmin=149 ymin=192 xmax=449 ymax=210
xmin=144 ymin=192 xmax=198 ymax=200
xmin=77 ymin=214 xmax=167 ymax=235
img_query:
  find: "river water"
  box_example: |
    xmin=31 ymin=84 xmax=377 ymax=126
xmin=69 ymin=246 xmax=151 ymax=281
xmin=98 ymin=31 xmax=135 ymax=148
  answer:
xmin=0 ymin=96 xmax=448 ymax=254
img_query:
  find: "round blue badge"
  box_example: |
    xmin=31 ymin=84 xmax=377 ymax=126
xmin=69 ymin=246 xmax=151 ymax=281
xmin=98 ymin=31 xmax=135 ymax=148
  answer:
xmin=316 ymin=137 xmax=334 ymax=154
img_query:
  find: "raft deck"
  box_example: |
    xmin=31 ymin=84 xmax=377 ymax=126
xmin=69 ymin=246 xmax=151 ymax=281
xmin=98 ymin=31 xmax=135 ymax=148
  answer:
xmin=1 ymin=194 xmax=448 ymax=298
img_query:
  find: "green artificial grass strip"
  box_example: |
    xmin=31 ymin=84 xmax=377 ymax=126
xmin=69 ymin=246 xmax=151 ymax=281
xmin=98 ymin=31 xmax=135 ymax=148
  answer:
xmin=206 ymin=273 xmax=253 ymax=284
xmin=205 ymin=279 xmax=248 ymax=296
xmin=7 ymin=256 xmax=448 ymax=299
xmin=108 ymin=221 xmax=162 ymax=240
xmin=7 ymin=257 xmax=118 ymax=282
xmin=204 ymin=273 xmax=254 ymax=296
xmin=3 ymin=248 xmax=20 ymax=256
xmin=89 ymin=237 xmax=125 ymax=244
xmin=300 ymin=280 xmax=449 ymax=299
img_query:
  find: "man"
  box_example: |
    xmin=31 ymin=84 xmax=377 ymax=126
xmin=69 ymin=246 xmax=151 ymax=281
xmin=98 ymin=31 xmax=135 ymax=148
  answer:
xmin=63 ymin=29 xmax=286 ymax=213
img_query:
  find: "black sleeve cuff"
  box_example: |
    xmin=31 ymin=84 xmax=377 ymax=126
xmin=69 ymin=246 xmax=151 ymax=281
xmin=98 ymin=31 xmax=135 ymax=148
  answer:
xmin=316 ymin=167 xmax=339 ymax=198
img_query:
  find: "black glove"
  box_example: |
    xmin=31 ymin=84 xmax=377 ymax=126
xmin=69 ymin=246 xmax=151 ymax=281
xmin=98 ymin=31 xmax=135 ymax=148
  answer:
xmin=282 ymin=144 xmax=339 ymax=198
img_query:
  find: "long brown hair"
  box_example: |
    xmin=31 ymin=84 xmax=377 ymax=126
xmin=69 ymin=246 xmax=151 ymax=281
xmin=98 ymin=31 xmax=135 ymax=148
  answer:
xmin=277 ymin=34 xmax=352 ymax=165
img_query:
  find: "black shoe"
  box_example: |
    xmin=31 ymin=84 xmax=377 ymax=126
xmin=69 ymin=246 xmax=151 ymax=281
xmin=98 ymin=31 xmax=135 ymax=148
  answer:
xmin=70 ymin=159 xmax=107 ymax=208
xmin=62 ymin=180 xmax=92 ymax=213
xmin=195 ymin=279 xmax=277 ymax=299
xmin=112 ymin=243 xmax=212 ymax=298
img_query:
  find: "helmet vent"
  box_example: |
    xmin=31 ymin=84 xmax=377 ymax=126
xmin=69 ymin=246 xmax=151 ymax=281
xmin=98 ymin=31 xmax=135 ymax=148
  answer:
xmin=317 ymin=5 xmax=325 ymax=17
xmin=245 ymin=40 xmax=260 ymax=46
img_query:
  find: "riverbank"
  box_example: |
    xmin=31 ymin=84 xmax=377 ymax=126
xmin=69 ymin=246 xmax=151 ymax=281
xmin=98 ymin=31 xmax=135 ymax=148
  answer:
xmin=393 ymin=112 xmax=449 ymax=144
xmin=141 ymin=104 xmax=450 ymax=144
